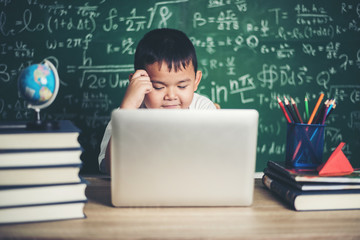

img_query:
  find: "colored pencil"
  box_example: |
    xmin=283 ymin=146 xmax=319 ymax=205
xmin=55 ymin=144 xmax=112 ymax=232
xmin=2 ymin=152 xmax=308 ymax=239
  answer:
xmin=284 ymin=96 xmax=296 ymax=123
xmin=304 ymin=97 xmax=309 ymax=122
xmin=293 ymin=94 xmax=323 ymax=161
xmin=277 ymin=97 xmax=291 ymax=123
xmin=327 ymin=101 xmax=336 ymax=117
xmin=321 ymin=100 xmax=330 ymax=125
xmin=326 ymin=99 xmax=335 ymax=116
xmin=320 ymin=99 xmax=334 ymax=124
xmin=291 ymin=98 xmax=303 ymax=124
xmin=307 ymin=93 xmax=324 ymax=124
xmin=314 ymin=99 xmax=328 ymax=124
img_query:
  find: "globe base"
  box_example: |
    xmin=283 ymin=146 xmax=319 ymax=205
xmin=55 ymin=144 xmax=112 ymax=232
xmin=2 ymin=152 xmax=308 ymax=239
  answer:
xmin=26 ymin=109 xmax=59 ymax=130
xmin=26 ymin=119 xmax=60 ymax=130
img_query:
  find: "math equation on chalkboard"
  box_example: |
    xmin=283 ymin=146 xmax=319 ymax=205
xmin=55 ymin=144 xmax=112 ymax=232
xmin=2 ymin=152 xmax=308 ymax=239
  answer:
xmin=0 ymin=0 xmax=359 ymax=173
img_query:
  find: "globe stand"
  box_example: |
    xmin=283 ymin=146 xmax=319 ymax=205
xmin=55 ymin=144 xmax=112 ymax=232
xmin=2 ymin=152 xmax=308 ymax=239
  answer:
xmin=26 ymin=108 xmax=59 ymax=130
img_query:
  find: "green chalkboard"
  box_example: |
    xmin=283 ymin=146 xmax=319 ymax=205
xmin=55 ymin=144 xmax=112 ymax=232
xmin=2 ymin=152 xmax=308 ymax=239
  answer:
xmin=1 ymin=0 xmax=360 ymax=174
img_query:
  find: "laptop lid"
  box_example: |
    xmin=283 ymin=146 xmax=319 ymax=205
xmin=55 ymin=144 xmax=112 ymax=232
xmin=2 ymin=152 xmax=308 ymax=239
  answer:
xmin=111 ymin=109 xmax=259 ymax=207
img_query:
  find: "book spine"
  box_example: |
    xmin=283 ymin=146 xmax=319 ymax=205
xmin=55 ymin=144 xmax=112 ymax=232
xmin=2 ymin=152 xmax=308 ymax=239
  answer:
xmin=264 ymin=168 xmax=303 ymax=190
xmin=262 ymin=174 xmax=298 ymax=210
xmin=267 ymin=161 xmax=291 ymax=178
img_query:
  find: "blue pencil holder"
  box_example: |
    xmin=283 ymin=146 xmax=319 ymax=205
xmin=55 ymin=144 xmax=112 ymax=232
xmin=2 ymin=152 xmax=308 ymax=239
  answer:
xmin=285 ymin=123 xmax=325 ymax=169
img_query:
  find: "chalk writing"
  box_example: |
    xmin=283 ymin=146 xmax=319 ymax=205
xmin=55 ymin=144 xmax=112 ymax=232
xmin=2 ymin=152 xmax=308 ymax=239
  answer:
xmin=0 ymin=0 xmax=359 ymax=174
xmin=78 ymin=65 xmax=132 ymax=89
xmin=348 ymin=111 xmax=360 ymax=130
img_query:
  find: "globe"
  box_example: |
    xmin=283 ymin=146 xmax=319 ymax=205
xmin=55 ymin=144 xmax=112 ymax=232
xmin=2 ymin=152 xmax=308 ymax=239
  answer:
xmin=18 ymin=60 xmax=59 ymax=110
xmin=18 ymin=60 xmax=60 ymax=129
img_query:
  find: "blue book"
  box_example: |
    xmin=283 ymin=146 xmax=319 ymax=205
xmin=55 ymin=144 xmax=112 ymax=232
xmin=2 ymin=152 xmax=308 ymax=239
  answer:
xmin=0 ymin=120 xmax=80 ymax=150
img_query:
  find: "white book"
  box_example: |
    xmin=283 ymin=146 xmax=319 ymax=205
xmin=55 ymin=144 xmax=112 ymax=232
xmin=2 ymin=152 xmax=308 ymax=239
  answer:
xmin=0 ymin=182 xmax=87 ymax=208
xmin=0 ymin=165 xmax=82 ymax=186
xmin=0 ymin=148 xmax=82 ymax=168
xmin=0 ymin=202 xmax=86 ymax=224
xmin=0 ymin=120 xmax=80 ymax=150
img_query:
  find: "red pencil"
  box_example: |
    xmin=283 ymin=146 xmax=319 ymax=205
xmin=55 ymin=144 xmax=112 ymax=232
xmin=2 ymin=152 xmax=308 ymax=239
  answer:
xmin=277 ymin=97 xmax=291 ymax=123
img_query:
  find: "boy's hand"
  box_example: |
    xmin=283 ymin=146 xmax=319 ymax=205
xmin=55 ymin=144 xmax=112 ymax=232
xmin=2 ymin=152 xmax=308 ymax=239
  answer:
xmin=120 ymin=70 xmax=153 ymax=109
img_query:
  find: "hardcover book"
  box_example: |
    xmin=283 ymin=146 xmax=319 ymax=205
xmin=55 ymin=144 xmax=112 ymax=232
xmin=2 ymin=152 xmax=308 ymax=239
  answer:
xmin=0 ymin=148 xmax=82 ymax=168
xmin=264 ymin=167 xmax=360 ymax=191
xmin=0 ymin=120 xmax=81 ymax=150
xmin=267 ymin=160 xmax=360 ymax=183
xmin=0 ymin=181 xmax=87 ymax=208
xmin=0 ymin=201 xmax=86 ymax=224
xmin=0 ymin=165 xmax=82 ymax=186
xmin=262 ymin=174 xmax=360 ymax=211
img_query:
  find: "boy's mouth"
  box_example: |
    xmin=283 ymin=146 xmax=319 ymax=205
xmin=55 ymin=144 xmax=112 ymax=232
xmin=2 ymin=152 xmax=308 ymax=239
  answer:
xmin=161 ymin=104 xmax=181 ymax=109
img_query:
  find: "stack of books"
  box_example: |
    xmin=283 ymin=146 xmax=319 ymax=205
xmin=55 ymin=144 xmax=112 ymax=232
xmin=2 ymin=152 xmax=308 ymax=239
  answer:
xmin=0 ymin=120 xmax=87 ymax=224
xmin=262 ymin=160 xmax=360 ymax=211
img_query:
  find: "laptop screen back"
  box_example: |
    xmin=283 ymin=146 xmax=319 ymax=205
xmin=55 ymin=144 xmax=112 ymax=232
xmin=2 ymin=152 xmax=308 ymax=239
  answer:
xmin=111 ymin=109 xmax=259 ymax=207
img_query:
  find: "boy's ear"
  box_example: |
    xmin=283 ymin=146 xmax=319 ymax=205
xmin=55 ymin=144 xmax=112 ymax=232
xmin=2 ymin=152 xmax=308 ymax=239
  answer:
xmin=193 ymin=70 xmax=202 ymax=91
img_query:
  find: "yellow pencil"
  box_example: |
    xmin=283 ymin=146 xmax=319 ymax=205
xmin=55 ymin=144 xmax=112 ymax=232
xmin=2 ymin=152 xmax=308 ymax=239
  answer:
xmin=307 ymin=93 xmax=324 ymax=124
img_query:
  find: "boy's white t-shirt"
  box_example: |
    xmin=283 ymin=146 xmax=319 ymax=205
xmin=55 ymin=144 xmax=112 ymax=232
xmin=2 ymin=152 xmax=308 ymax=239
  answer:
xmin=98 ymin=93 xmax=216 ymax=172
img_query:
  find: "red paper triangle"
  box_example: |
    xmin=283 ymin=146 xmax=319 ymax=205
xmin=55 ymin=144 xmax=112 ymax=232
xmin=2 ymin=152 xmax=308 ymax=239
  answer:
xmin=317 ymin=142 xmax=354 ymax=176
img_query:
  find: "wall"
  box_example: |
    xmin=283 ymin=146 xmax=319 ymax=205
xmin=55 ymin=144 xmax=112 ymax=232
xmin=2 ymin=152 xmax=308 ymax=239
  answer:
xmin=1 ymin=0 xmax=359 ymax=173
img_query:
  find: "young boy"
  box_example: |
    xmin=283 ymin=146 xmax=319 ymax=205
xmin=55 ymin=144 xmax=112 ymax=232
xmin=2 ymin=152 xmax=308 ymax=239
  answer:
xmin=98 ymin=28 xmax=216 ymax=174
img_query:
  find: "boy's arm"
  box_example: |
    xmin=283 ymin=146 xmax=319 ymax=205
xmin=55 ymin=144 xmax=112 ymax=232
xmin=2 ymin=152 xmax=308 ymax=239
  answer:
xmin=104 ymin=138 xmax=111 ymax=174
xmin=98 ymin=122 xmax=112 ymax=174
xmin=102 ymin=70 xmax=152 ymax=174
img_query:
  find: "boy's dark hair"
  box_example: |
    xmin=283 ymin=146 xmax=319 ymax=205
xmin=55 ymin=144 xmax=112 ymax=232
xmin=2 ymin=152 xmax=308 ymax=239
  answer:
xmin=134 ymin=28 xmax=198 ymax=73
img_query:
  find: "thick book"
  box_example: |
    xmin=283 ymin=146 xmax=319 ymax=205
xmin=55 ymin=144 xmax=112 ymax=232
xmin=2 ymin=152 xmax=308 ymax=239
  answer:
xmin=0 ymin=181 xmax=87 ymax=208
xmin=0 ymin=148 xmax=82 ymax=168
xmin=0 ymin=164 xmax=82 ymax=186
xmin=262 ymin=174 xmax=360 ymax=211
xmin=264 ymin=167 xmax=360 ymax=191
xmin=0 ymin=120 xmax=80 ymax=150
xmin=0 ymin=201 xmax=86 ymax=224
xmin=267 ymin=160 xmax=360 ymax=183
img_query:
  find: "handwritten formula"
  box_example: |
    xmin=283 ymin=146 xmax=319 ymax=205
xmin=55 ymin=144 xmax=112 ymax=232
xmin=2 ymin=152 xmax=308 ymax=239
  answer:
xmin=1 ymin=0 xmax=359 ymax=173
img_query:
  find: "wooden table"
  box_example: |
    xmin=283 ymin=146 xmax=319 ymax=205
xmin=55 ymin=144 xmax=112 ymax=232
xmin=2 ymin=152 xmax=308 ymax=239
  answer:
xmin=0 ymin=176 xmax=359 ymax=239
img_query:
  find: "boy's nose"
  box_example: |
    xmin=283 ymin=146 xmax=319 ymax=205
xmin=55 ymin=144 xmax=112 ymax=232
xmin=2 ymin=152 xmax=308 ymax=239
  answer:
xmin=164 ymin=87 xmax=176 ymax=100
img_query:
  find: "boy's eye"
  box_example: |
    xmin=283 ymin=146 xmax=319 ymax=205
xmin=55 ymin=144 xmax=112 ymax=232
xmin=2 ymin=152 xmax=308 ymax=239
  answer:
xmin=152 ymin=84 xmax=164 ymax=90
xmin=153 ymin=86 xmax=164 ymax=90
xmin=178 ymin=85 xmax=188 ymax=89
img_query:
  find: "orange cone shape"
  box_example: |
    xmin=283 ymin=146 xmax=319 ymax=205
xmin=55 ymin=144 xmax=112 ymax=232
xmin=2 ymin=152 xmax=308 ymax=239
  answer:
xmin=317 ymin=142 xmax=354 ymax=176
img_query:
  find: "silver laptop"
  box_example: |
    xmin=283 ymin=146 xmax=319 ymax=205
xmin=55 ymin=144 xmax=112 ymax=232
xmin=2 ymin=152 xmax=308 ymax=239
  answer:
xmin=111 ymin=109 xmax=259 ymax=207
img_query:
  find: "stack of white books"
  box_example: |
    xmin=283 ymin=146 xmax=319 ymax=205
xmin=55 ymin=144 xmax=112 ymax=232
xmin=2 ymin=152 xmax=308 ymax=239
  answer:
xmin=0 ymin=120 xmax=87 ymax=224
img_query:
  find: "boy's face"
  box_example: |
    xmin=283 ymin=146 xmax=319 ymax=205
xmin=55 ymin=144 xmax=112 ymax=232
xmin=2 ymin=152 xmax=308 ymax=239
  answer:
xmin=144 ymin=61 xmax=202 ymax=109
